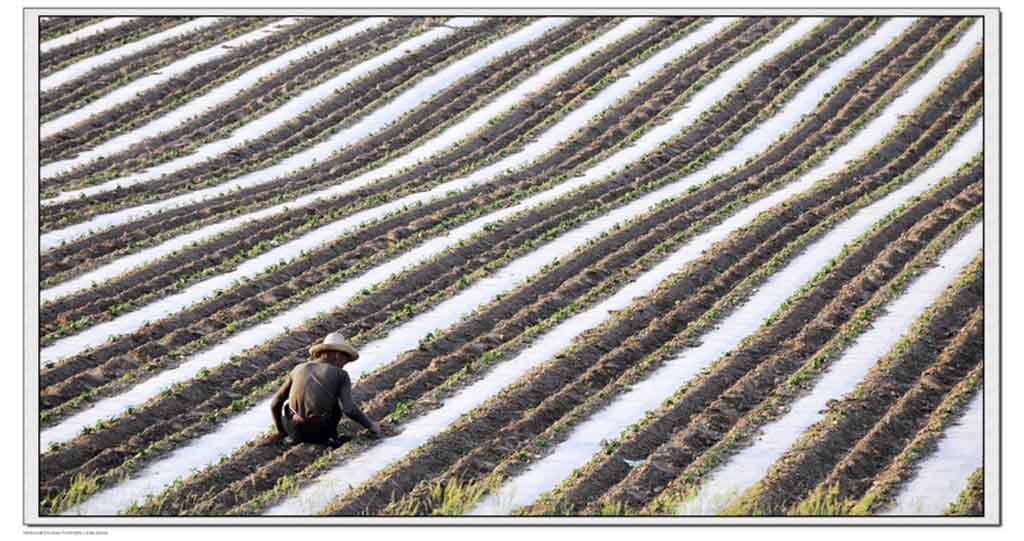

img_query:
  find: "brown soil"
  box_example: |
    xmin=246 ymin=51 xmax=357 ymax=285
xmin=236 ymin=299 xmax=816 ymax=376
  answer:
xmin=41 ymin=17 xmax=315 ymax=121
xmin=799 ymin=307 xmax=983 ymax=511
xmin=39 ymin=17 xmax=359 ymax=164
xmin=583 ymin=180 xmax=983 ymax=514
xmin=735 ymin=256 xmax=983 ymax=515
xmin=40 ymin=17 xmax=195 ymax=77
xmin=41 ymin=16 xmax=445 ymax=186
xmin=44 ymin=16 xmax=974 ymax=516
xmin=40 ymin=16 xmax=531 ymax=219
xmin=37 ymin=16 xmax=620 ymax=333
xmin=39 ymin=16 xmax=108 ymax=42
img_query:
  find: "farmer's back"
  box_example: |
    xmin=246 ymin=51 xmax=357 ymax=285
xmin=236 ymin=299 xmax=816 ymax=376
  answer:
xmin=287 ymin=361 xmax=347 ymax=419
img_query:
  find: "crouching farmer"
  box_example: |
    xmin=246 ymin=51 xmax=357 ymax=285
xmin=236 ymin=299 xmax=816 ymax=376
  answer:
xmin=271 ymin=332 xmax=381 ymax=448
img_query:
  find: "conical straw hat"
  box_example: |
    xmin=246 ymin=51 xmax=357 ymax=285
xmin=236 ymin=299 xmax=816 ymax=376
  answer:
xmin=309 ymin=331 xmax=360 ymax=360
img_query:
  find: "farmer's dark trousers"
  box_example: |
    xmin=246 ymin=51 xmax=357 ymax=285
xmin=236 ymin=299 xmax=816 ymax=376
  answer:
xmin=282 ymin=403 xmax=342 ymax=445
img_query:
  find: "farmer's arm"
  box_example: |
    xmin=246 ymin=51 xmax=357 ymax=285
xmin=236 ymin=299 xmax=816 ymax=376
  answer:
xmin=338 ymin=371 xmax=378 ymax=434
xmin=270 ymin=375 xmax=292 ymax=437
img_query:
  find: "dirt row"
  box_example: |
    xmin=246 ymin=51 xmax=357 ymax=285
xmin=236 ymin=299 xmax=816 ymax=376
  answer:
xmin=37 ymin=26 xmax=958 ymax=516
xmin=41 ymin=17 xmax=537 ymax=223
xmin=39 ymin=17 xmax=552 ymax=255
xmin=305 ymin=51 xmax=983 ymax=520
xmin=581 ymin=180 xmax=984 ymax=515
xmin=366 ymin=15 xmax=966 ymax=516
xmin=361 ymin=84 xmax=983 ymax=517
xmin=37 ymin=15 xmax=684 ymax=397
xmin=792 ymin=306 xmax=983 ymax=515
xmin=519 ymin=148 xmax=980 ymax=515
xmin=850 ymin=362 xmax=983 ymax=515
xmin=729 ymin=255 xmax=983 ymax=515
xmin=39 ymin=16 xmax=108 ymax=42
xmin=40 ymin=16 xmax=195 ymax=77
xmin=946 ymin=467 xmax=985 ymax=516
xmin=311 ymin=20 xmax=974 ymax=516
xmin=41 ymin=16 xmax=444 ymax=192
xmin=37 ymin=16 xmax=623 ymax=326
xmin=38 ymin=17 xmax=841 ymax=509
xmin=39 ymin=16 xmax=359 ymax=165
xmin=41 ymin=17 xmax=286 ymax=123
xmin=38 ymin=17 xmax=621 ymax=286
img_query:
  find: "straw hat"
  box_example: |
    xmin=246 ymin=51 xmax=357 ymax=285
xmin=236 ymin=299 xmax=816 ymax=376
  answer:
xmin=309 ymin=331 xmax=360 ymax=360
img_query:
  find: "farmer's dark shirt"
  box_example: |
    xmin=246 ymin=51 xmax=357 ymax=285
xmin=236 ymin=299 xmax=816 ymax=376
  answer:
xmin=270 ymin=360 xmax=373 ymax=436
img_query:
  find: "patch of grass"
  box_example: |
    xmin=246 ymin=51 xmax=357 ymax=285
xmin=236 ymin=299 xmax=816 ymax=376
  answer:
xmin=385 ymin=475 xmax=503 ymax=515
xmin=46 ymin=472 xmax=98 ymax=515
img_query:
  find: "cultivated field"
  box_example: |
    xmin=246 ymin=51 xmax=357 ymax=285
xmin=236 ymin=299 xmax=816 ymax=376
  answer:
xmin=35 ymin=15 xmax=986 ymax=518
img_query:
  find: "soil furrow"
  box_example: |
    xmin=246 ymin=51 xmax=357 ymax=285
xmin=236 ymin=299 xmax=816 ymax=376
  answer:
xmin=519 ymin=19 xmax=974 ymax=513
xmin=39 ymin=16 xmax=358 ymax=164
xmin=41 ymin=16 xmax=445 ymax=190
xmin=39 ymin=16 xmax=109 ymax=42
xmin=36 ymin=18 xmax=620 ymax=287
xmin=316 ymin=67 xmax=980 ymax=517
xmin=850 ymin=363 xmax=983 ymax=515
xmin=792 ymin=306 xmax=983 ymax=515
xmin=581 ymin=178 xmax=982 ymax=514
xmin=40 ymin=16 xmax=195 ymax=76
xmin=728 ymin=253 xmax=983 ymax=515
xmin=37 ymin=16 xmax=623 ymax=338
xmin=40 ymin=16 xmax=535 ymax=223
xmin=37 ymin=15 xmax=692 ymax=407
xmin=372 ymin=95 xmax=978 ymax=518
xmin=40 ymin=17 xmax=287 ymax=122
